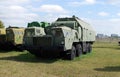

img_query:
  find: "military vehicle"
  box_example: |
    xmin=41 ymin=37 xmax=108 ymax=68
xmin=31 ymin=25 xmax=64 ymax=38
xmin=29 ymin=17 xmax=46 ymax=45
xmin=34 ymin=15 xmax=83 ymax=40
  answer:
xmin=23 ymin=21 xmax=49 ymax=49
xmin=6 ymin=26 xmax=25 ymax=50
xmin=0 ymin=28 xmax=6 ymax=48
xmin=24 ymin=16 xmax=96 ymax=60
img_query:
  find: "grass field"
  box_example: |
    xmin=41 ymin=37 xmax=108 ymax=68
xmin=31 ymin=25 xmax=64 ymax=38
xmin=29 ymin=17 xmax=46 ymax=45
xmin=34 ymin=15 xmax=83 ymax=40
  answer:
xmin=0 ymin=42 xmax=120 ymax=77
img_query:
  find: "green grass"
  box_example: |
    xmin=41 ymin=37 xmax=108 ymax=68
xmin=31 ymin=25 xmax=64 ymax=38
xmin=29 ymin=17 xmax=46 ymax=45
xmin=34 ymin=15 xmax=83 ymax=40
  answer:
xmin=0 ymin=42 xmax=120 ymax=77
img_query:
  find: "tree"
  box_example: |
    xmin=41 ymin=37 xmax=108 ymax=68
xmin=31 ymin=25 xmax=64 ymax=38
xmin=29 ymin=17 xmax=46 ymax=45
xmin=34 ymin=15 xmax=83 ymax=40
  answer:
xmin=0 ymin=20 xmax=5 ymax=28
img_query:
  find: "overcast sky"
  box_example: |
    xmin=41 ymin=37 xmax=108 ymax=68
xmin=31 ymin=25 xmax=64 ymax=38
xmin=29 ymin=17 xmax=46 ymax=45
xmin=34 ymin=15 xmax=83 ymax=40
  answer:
xmin=0 ymin=0 xmax=120 ymax=35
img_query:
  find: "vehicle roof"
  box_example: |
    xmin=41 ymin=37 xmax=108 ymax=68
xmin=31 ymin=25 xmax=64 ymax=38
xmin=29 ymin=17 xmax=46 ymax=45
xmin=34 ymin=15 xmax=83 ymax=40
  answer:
xmin=52 ymin=26 xmax=72 ymax=31
xmin=56 ymin=16 xmax=95 ymax=31
xmin=25 ymin=27 xmax=43 ymax=29
xmin=6 ymin=27 xmax=25 ymax=31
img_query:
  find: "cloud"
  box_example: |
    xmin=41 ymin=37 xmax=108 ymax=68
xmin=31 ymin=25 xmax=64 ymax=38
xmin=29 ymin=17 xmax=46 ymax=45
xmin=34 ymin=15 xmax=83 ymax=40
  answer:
xmin=107 ymin=0 xmax=120 ymax=5
xmin=0 ymin=3 xmax=69 ymax=27
xmin=0 ymin=0 xmax=68 ymax=27
xmin=39 ymin=5 xmax=67 ymax=13
xmin=87 ymin=19 xmax=120 ymax=35
xmin=0 ymin=4 xmax=40 ymax=27
xmin=109 ymin=18 xmax=120 ymax=22
xmin=59 ymin=15 xmax=71 ymax=18
xmin=98 ymin=12 xmax=109 ymax=16
xmin=69 ymin=0 xmax=96 ymax=6
xmin=85 ymin=0 xmax=96 ymax=4
xmin=0 ymin=0 xmax=30 ymax=5
xmin=117 ymin=13 xmax=120 ymax=16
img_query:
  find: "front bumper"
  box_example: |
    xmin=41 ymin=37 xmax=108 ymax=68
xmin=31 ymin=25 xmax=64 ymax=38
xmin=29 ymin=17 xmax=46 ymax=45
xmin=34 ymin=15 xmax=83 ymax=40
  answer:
xmin=25 ymin=45 xmax=64 ymax=52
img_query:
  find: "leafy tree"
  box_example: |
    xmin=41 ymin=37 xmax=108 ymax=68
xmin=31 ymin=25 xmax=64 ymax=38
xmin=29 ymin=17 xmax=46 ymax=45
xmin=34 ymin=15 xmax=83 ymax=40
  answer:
xmin=0 ymin=20 xmax=5 ymax=28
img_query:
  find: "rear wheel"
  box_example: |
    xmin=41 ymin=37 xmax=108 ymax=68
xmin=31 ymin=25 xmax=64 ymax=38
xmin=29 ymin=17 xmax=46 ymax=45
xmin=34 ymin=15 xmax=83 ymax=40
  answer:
xmin=82 ymin=42 xmax=87 ymax=54
xmin=76 ymin=44 xmax=82 ymax=57
xmin=67 ymin=46 xmax=76 ymax=60
xmin=86 ymin=43 xmax=89 ymax=53
xmin=88 ymin=44 xmax=92 ymax=53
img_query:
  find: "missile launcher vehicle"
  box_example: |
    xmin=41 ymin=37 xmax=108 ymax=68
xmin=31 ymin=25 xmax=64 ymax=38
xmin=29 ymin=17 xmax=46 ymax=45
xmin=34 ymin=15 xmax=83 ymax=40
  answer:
xmin=24 ymin=16 xmax=96 ymax=60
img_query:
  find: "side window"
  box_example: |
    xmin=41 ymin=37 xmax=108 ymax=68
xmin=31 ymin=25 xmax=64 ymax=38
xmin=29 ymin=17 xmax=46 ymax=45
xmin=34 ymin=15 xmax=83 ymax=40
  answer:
xmin=75 ymin=23 xmax=78 ymax=30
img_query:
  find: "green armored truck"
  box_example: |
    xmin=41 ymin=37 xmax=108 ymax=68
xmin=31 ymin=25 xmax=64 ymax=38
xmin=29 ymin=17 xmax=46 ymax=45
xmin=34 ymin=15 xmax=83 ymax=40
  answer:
xmin=24 ymin=16 xmax=96 ymax=60
xmin=6 ymin=27 xmax=25 ymax=50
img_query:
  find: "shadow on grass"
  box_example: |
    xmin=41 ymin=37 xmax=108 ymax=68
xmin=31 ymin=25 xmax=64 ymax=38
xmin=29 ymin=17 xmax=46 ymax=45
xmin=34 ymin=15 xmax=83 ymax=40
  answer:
xmin=0 ymin=49 xmax=23 ymax=53
xmin=0 ymin=52 xmax=59 ymax=63
xmin=0 ymin=49 xmax=22 ymax=52
xmin=0 ymin=48 xmax=18 ymax=53
xmin=94 ymin=66 xmax=120 ymax=72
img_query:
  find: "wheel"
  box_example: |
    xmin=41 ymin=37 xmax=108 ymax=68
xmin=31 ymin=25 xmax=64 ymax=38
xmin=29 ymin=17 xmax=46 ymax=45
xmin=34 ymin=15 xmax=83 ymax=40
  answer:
xmin=88 ymin=44 xmax=92 ymax=53
xmin=67 ymin=46 xmax=76 ymax=60
xmin=76 ymin=44 xmax=82 ymax=57
xmin=86 ymin=43 xmax=89 ymax=53
xmin=82 ymin=42 xmax=87 ymax=54
xmin=16 ymin=45 xmax=24 ymax=51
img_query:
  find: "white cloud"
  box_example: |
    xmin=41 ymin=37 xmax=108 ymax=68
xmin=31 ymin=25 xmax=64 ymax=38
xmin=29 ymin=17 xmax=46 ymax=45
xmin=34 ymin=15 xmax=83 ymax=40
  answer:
xmin=0 ymin=4 xmax=40 ymax=27
xmin=88 ymin=19 xmax=120 ymax=35
xmin=0 ymin=0 xmax=68 ymax=27
xmin=117 ymin=13 xmax=120 ymax=16
xmin=9 ymin=5 xmax=27 ymax=13
xmin=69 ymin=0 xmax=96 ymax=6
xmin=0 ymin=3 xmax=68 ymax=27
xmin=59 ymin=15 xmax=71 ymax=18
xmin=98 ymin=12 xmax=109 ymax=16
xmin=107 ymin=0 xmax=120 ymax=5
xmin=85 ymin=0 xmax=96 ymax=4
xmin=0 ymin=0 xmax=30 ymax=5
xmin=109 ymin=18 xmax=120 ymax=22
xmin=39 ymin=5 xmax=67 ymax=13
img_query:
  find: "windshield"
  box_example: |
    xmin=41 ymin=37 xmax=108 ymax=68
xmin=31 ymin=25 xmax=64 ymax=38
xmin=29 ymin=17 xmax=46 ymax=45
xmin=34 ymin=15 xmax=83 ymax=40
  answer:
xmin=52 ymin=21 xmax=75 ymax=29
xmin=24 ymin=29 xmax=35 ymax=37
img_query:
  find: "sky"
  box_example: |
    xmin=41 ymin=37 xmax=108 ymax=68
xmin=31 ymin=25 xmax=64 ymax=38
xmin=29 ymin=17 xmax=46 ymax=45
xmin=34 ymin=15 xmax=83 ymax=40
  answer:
xmin=0 ymin=0 xmax=120 ymax=35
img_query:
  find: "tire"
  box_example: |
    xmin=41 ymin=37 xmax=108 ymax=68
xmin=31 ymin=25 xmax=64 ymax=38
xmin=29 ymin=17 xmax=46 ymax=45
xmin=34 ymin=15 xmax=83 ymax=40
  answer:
xmin=86 ymin=44 xmax=89 ymax=53
xmin=82 ymin=43 xmax=87 ymax=54
xmin=76 ymin=44 xmax=82 ymax=57
xmin=16 ymin=45 xmax=24 ymax=51
xmin=67 ymin=46 xmax=76 ymax=60
xmin=88 ymin=44 xmax=92 ymax=53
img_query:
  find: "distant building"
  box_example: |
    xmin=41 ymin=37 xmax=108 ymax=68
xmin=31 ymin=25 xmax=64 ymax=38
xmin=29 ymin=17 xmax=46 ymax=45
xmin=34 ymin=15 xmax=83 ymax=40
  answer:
xmin=96 ymin=34 xmax=104 ymax=38
xmin=111 ymin=34 xmax=118 ymax=38
xmin=96 ymin=33 xmax=119 ymax=43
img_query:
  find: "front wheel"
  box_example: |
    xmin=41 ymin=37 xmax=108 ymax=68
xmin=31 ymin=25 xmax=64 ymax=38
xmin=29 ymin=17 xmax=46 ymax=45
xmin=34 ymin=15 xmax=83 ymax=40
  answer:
xmin=67 ymin=46 xmax=76 ymax=60
xmin=76 ymin=44 xmax=82 ymax=57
